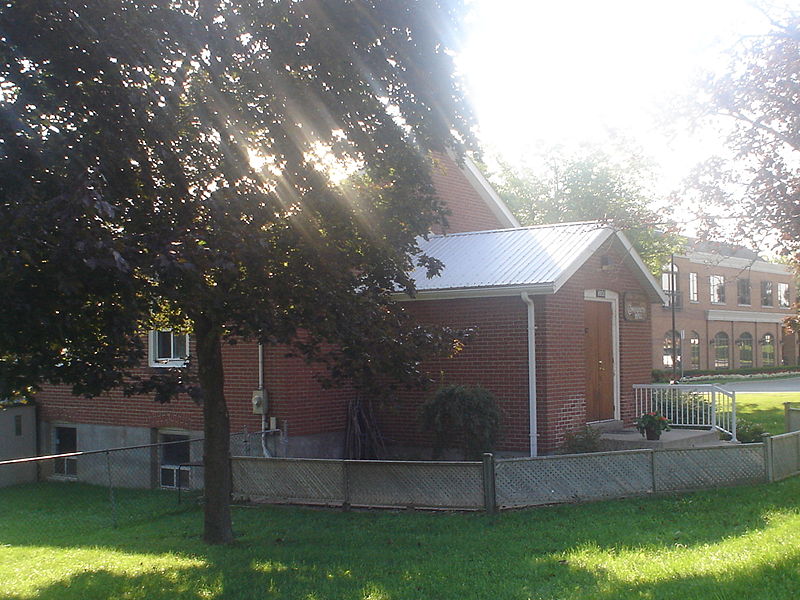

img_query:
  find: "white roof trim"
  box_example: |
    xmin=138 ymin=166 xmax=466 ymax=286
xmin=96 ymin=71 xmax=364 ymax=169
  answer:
xmin=707 ymin=309 xmax=789 ymax=324
xmin=686 ymin=252 xmax=790 ymax=275
xmin=396 ymin=284 xmax=554 ymax=302
xmin=445 ymin=148 xmax=520 ymax=229
xmin=614 ymin=230 xmax=669 ymax=305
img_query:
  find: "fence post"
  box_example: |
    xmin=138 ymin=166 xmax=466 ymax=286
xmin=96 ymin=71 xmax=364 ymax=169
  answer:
xmin=105 ymin=451 xmax=118 ymax=528
xmin=482 ymin=453 xmax=497 ymax=514
xmin=785 ymin=402 xmax=792 ymax=434
xmin=730 ymin=391 xmax=737 ymax=443
xmin=342 ymin=460 xmax=351 ymax=511
xmin=762 ymin=433 xmax=774 ymax=483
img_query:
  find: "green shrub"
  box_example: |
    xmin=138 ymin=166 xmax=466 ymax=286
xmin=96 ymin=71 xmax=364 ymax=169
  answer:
xmin=652 ymin=365 xmax=800 ymax=382
xmin=558 ymin=425 xmax=602 ymax=454
xmin=735 ymin=419 xmax=768 ymax=443
xmin=651 ymin=369 xmax=670 ymax=383
xmin=420 ymin=385 xmax=501 ymax=460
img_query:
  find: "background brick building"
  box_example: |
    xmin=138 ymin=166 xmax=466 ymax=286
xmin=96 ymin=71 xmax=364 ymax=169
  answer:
xmin=652 ymin=240 xmax=798 ymax=374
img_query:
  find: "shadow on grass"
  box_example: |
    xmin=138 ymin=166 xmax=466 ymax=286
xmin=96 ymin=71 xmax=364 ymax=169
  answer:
xmin=737 ymin=401 xmax=784 ymax=434
xmin=2 ymin=478 xmax=800 ymax=599
xmin=5 ymin=534 xmax=800 ymax=600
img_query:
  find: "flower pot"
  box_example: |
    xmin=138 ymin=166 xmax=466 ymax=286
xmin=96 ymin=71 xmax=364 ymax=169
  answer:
xmin=645 ymin=426 xmax=661 ymax=441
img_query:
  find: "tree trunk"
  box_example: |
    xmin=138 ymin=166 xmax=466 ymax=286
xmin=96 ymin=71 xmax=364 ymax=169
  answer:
xmin=194 ymin=314 xmax=235 ymax=544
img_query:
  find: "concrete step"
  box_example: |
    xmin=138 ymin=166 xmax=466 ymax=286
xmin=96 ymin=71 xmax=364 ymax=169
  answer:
xmin=586 ymin=419 xmax=625 ymax=434
xmin=599 ymin=427 xmax=728 ymax=451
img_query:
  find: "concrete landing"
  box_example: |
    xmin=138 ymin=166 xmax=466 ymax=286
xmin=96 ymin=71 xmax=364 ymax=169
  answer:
xmin=599 ymin=427 xmax=728 ymax=451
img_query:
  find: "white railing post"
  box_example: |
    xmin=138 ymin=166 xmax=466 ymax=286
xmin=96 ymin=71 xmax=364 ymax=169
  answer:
xmin=711 ymin=388 xmax=718 ymax=432
xmin=730 ymin=390 xmax=737 ymax=442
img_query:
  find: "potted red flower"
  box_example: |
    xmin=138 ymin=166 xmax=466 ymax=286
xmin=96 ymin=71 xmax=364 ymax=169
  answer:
xmin=635 ymin=412 xmax=671 ymax=440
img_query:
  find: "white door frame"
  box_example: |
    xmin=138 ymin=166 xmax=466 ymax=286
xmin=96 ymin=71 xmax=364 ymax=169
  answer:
xmin=584 ymin=289 xmax=621 ymax=421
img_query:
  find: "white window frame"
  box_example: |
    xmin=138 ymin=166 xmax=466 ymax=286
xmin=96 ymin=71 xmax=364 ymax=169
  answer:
xmin=778 ymin=282 xmax=791 ymax=308
xmin=688 ymin=272 xmax=698 ymax=303
xmin=737 ymin=278 xmax=751 ymax=306
xmin=710 ymin=275 xmax=725 ymax=304
xmin=761 ymin=280 xmax=774 ymax=307
xmin=148 ymin=330 xmax=190 ymax=368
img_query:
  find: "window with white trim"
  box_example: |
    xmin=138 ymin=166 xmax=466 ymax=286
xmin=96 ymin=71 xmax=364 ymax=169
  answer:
xmin=688 ymin=272 xmax=698 ymax=302
xmin=710 ymin=275 xmax=725 ymax=304
xmin=737 ymin=278 xmax=751 ymax=306
xmin=662 ymin=330 xmax=681 ymax=368
xmin=737 ymin=332 xmax=753 ymax=368
xmin=713 ymin=331 xmax=729 ymax=369
xmin=148 ymin=330 xmax=189 ymax=367
xmin=689 ymin=331 xmax=701 ymax=370
xmin=761 ymin=281 xmax=773 ymax=307
xmin=778 ymin=282 xmax=791 ymax=308
xmin=761 ymin=333 xmax=776 ymax=366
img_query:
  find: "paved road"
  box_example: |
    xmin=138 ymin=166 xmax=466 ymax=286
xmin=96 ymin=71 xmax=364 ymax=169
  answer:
xmin=717 ymin=376 xmax=800 ymax=393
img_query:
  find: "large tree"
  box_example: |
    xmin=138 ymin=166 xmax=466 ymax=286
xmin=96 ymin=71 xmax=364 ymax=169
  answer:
xmin=687 ymin=7 xmax=800 ymax=265
xmin=490 ymin=148 xmax=682 ymax=274
xmin=0 ymin=0 xmax=473 ymax=543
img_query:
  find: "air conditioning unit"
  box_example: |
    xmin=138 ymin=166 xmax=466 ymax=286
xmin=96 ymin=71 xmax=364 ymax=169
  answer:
xmin=160 ymin=465 xmax=190 ymax=489
xmin=54 ymin=457 xmax=78 ymax=477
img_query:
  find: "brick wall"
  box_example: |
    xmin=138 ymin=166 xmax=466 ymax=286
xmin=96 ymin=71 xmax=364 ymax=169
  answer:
xmin=380 ymin=296 xmax=530 ymax=454
xmin=430 ymin=153 xmax=506 ymax=234
xmin=534 ymin=250 xmax=654 ymax=452
xmin=38 ymin=338 xmax=350 ymax=440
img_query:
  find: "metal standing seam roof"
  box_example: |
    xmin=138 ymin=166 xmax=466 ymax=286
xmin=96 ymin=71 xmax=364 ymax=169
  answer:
xmin=409 ymin=221 xmax=613 ymax=293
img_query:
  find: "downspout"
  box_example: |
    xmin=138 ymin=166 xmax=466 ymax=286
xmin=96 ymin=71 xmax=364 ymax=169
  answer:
xmin=258 ymin=342 xmax=272 ymax=457
xmin=521 ymin=292 xmax=538 ymax=457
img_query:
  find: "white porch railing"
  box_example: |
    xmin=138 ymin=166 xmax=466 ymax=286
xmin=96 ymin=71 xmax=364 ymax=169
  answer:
xmin=633 ymin=384 xmax=737 ymax=442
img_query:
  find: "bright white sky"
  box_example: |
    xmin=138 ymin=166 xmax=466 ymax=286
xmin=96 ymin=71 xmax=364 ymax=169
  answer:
xmin=458 ymin=0 xmax=773 ymax=203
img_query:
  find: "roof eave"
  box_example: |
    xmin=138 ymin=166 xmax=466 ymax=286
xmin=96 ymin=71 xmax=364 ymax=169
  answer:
xmin=395 ymin=283 xmax=555 ymax=302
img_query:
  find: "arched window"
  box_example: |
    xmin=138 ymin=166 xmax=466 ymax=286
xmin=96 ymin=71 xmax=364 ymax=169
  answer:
xmin=737 ymin=332 xmax=753 ymax=368
xmin=713 ymin=332 xmax=729 ymax=369
xmin=761 ymin=333 xmax=776 ymax=366
xmin=689 ymin=331 xmax=701 ymax=370
xmin=663 ymin=330 xmax=681 ymax=368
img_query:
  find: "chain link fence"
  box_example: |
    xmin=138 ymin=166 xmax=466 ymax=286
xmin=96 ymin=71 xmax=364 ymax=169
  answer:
xmin=0 ymin=431 xmax=276 ymax=534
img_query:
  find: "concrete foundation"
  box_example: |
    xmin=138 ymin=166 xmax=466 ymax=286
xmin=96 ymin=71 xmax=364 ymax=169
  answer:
xmin=0 ymin=405 xmax=37 ymax=487
xmin=599 ymin=427 xmax=727 ymax=451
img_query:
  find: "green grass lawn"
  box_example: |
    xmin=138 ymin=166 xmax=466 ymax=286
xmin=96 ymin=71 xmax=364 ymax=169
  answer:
xmin=3 ymin=479 xmax=800 ymax=600
xmin=735 ymin=392 xmax=800 ymax=434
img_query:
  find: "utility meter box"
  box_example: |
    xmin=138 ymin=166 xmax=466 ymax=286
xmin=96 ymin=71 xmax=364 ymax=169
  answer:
xmin=251 ymin=390 xmax=267 ymax=415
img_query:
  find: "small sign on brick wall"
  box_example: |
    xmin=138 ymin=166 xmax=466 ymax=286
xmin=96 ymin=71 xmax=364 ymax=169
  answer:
xmin=623 ymin=291 xmax=649 ymax=322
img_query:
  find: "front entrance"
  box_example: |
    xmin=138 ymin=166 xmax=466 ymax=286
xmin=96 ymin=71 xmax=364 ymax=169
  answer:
xmin=585 ymin=299 xmax=615 ymax=421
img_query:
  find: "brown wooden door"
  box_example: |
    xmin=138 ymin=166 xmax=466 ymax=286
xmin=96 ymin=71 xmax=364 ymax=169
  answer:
xmin=585 ymin=300 xmax=614 ymax=421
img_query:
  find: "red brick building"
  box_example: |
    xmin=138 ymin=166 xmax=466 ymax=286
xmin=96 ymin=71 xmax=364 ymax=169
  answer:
xmin=36 ymin=153 xmax=665 ymax=471
xmin=652 ymin=241 xmax=798 ymax=374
